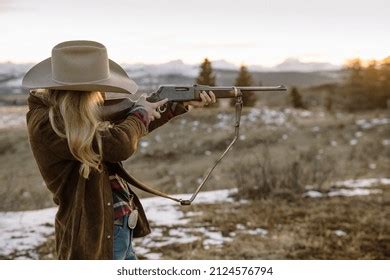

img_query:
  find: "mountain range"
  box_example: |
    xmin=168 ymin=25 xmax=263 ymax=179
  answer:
xmin=122 ymin=58 xmax=340 ymax=77
xmin=0 ymin=58 xmax=340 ymax=77
xmin=0 ymin=58 xmax=342 ymax=97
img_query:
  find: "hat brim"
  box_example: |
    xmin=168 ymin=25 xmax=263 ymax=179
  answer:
xmin=22 ymin=57 xmax=138 ymax=95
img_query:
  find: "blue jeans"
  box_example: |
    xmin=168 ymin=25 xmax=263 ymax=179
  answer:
xmin=113 ymin=214 xmax=137 ymax=260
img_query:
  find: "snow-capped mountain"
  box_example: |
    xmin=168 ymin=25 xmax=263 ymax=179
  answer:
xmin=123 ymin=59 xmax=199 ymax=78
xmin=273 ymin=58 xmax=340 ymax=72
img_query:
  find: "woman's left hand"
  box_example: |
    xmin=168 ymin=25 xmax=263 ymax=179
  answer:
xmin=183 ymin=91 xmax=216 ymax=108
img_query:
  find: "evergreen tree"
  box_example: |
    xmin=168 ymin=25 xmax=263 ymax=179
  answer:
xmin=289 ymin=86 xmax=305 ymax=109
xmin=379 ymin=57 xmax=390 ymax=108
xmin=342 ymin=57 xmax=390 ymax=110
xmin=230 ymin=65 xmax=256 ymax=107
xmin=196 ymin=58 xmax=218 ymax=107
xmin=196 ymin=58 xmax=216 ymax=85
xmin=345 ymin=58 xmax=364 ymax=88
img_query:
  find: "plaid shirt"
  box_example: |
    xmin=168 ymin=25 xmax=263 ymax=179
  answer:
xmin=109 ymin=171 xmax=136 ymax=220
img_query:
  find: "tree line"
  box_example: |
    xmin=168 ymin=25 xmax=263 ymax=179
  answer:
xmin=339 ymin=57 xmax=390 ymax=110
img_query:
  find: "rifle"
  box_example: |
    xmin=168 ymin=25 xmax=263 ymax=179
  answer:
xmin=101 ymin=84 xmax=287 ymax=205
xmin=102 ymin=84 xmax=287 ymax=121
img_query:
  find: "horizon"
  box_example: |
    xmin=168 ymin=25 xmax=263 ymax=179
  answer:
xmin=1 ymin=0 xmax=389 ymax=66
xmin=0 ymin=57 xmax=342 ymax=67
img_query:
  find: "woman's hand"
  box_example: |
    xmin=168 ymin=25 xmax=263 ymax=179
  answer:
xmin=183 ymin=91 xmax=216 ymax=108
xmin=136 ymin=95 xmax=169 ymax=122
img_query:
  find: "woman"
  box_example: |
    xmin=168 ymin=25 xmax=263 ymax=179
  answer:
xmin=23 ymin=40 xmax=216 ymax=260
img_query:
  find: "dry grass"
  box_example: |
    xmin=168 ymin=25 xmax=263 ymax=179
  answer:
xmin=0 ymin=104 xmax=389 ymax=259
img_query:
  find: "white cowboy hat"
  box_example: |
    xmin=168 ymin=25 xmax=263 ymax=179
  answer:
xmin=22 ymin=40 xmax=138 ymax=94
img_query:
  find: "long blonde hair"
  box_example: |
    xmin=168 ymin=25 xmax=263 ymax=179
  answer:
xmin=33 ymin=89 xmax=113 ymax=179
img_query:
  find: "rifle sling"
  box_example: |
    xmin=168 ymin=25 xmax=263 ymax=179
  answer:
xmin=112 ymin=162 xmax=182 ymax=203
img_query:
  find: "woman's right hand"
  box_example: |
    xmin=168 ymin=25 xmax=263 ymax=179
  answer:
xmin=135 ymin=95 xmax=169 ymax=122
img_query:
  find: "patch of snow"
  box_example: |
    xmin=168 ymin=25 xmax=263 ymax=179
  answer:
xmin=334 ymin=230 xmax=347 ymax=237
xmin=246 ymin=228 xmax=268 ymax=236
xmin=298 ymin=110 xmax=313 ymax=118
xmin=369 ymin=163 xmax=376 ymax=170
xmin=184 ymin=211 xmax=202 ymax=217
xmin=311 ymin=126 xmax=320 ymax=132
xmin=355 ymin=131 xmax=363 ymax=138
xmin=236 ymin=224 xmax=246 ymax=230
xmin=349 ymin=139 xmax=358 ymax=146
xmin=303 ymin=190 xmax=324 ymax=198
xmin=243 ymin=108 xmax=287 ymax=126
xmin=382 ymin=139 xmax=390 ymax=146
xmin=356 ymin=118 xmax=390 ymax=129
xmin=328 ymin=188 xmax=382 ymax=197
xmin=143 ymin=252 xmax=162 ymax=259
xmin=140 ymin=141 xmax=149 ymax=148
xmin=334 ymin=178 xmax=390 ymax=188
xmin=0 ymin=208 xmax=56 ymax=256
xmin=202 ymin=231 xmax=233 ymax=247
xmin=304 ymin=178 xmax=389 ymax=199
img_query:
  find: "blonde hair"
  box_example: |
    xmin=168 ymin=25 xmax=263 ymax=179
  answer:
xmin=32 ymin=89 xmax=113 ymax=179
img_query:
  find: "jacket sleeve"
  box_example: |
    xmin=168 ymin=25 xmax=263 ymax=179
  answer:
xmin=98 ymin=115 xmax=148 ymax=162
xmin=29 ymin=109 xmax=147 ymax=163
xmin=148 ymin=101 xmax=188 ymax=132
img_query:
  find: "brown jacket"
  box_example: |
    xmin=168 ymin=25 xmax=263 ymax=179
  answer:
xmin=26 ymin=93 xmax=187 ymax=259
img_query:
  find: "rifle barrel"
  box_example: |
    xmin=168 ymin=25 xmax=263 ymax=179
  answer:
xmin=196 ymin=85 xmax=287 ymax=99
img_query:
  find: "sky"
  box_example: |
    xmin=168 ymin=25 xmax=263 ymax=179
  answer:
xmin=0 ymin=0 xmax=389 ymax=66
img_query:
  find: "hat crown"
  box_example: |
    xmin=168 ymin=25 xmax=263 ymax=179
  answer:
xmin=51 ymin=40 xmax=110 ymax=84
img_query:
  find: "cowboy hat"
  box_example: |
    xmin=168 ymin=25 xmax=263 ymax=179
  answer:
xmin=22 ymin=40 xmax=138 ymax=94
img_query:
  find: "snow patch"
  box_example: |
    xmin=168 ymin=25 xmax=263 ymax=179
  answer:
xmin=0 ymin=188 xmax=237 ymax=259
xmin=334 ymin=230 xmax=347 ymax=237
xmin=334 ymin=178 xmax=390 ymax=188
xmin=304 ymin=178 xmax=389 ymax=199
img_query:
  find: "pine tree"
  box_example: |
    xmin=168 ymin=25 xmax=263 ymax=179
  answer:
xmin=196 ymin=58 xmax=218 ymax=107
xmin=230 ymin=65 xmax=256 ymax=107
xmin=290 ymin=86 xmax=305 ymax=109
xmin=379 ymin=57 xmax=390 ymax=108
xmin=342 ymin=57 xmax=390 ymax=110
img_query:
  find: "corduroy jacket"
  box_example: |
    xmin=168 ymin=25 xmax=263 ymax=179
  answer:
xmin=26 ymin=92 xmax=187 ymax=259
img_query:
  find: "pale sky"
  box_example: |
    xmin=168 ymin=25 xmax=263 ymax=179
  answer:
xmin=1 ymin=0 xmax=389 ymax=66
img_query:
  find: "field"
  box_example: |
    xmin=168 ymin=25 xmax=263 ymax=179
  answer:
xmin=0 ymin=101 xmax=389 ymax=259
